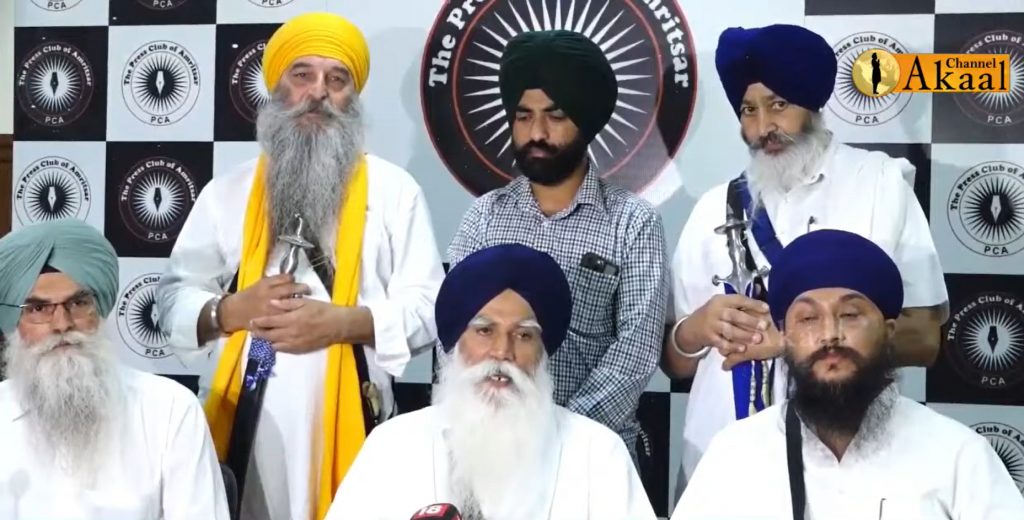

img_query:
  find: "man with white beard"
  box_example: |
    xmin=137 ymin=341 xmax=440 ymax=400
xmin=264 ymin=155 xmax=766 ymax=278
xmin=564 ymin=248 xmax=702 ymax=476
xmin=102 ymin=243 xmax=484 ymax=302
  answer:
xmin=672 ymin=230 xmax=1024 ymax=519
xmin=157 ymin=11 xmax=445 ymax=520
xmin=0 ymin=219 xmax=229 ymax=519
xmin=661 ymin=24 xmax=948 ymax=496
xmin=326 ymin=244 xmax=656 ymax=520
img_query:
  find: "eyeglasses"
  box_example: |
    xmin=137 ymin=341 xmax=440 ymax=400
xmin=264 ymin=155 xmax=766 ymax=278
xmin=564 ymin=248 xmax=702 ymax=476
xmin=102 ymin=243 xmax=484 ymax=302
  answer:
xmin=0 ymin=293 xmax=98 ymax=324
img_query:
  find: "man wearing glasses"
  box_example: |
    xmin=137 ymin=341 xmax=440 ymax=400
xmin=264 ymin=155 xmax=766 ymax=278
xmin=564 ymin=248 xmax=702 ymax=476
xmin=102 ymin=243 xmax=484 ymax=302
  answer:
xmin=0 ymin=219 xmax=230 ymax=520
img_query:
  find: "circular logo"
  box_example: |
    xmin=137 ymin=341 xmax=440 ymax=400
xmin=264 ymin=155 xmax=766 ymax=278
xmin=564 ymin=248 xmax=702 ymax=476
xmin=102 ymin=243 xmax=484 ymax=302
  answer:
xmin=14 ymin=156 xmax=92 ymax=225
xmin=31 ymin=0 xmax=82 ymax=11
xmin=136 ymin=0 xmax=190 ymax=9
xmin=974 ymin=422 xmax=1024 ymax=494
xmin=117 ymin=156 xmax=200 ymax=244
xmin=16 ymin=42 xmax=95 ymax=128
xmin=947 ymin=161 xmax=1024 ymax=257
xmin=420 ymin=0 xmax=697 ymax=196
xmin=247 ymin=0 xmax=294 ymax=6
xmin=115 ymin=273 xmax=171 ymax=360
xmin=829 ymin=32 xmax=910 ymax=126
xmin=955 ymin=30 xmax=1024 ymax=127
xmin=945 ymin=292 xmax=1024 ymax=390
xmin=229 ymin=40 xmax=270 ymax=123
xmin=121 ymin=41 xmax=201 ymax=126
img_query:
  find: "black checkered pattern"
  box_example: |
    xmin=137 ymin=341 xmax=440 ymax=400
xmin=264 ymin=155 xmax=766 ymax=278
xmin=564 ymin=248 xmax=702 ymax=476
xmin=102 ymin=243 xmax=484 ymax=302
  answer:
xmin=446 ymin=169 xmax=669 ymax=463
xmin=10 ymin=1 xmax=1024 ymax=517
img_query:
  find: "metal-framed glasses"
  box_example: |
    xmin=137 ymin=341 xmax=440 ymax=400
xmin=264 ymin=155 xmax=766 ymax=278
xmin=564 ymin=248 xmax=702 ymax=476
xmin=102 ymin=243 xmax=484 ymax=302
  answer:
xmin=0 ymin=292 xmax=98 ymax=324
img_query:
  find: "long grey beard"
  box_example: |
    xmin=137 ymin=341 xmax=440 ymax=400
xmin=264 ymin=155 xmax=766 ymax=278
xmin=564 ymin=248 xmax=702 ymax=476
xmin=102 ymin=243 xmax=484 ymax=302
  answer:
xmin=4 ymin=328 xmax=121 ymax=484
xmin=256 ymin=92 xmax=365 ymax=245
xmin=434 ymin=352 xmax=556 ymax=517
xmin=745 ymin=112 xmax=831 ymax=215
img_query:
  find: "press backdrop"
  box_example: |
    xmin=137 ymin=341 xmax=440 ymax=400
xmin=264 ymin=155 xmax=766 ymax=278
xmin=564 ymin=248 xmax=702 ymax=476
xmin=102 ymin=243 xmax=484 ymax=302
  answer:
xmin=11 ymin=0 xmax=1024 ymax=516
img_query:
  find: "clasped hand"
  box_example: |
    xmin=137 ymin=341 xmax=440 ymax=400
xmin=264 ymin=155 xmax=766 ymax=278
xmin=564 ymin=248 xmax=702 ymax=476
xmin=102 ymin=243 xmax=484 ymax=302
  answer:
xmin=221 ymin=273 xmax=344 ymax=354
xmin=692 ymin=294 xmax=785 ymax=370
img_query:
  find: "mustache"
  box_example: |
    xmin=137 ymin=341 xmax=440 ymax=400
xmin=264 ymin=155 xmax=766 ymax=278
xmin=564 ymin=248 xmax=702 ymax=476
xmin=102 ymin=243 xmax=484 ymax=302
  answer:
xmin=749 ymin=129 xmax=797 ymax=150
xmin=803 ymin=344 xmax=867 ymax=368
xmin=282 ymin=96 xmax=342 ymax=120
xmin=519 ymin=140 xmax=560 ymax=157
xmin=33 ymin=331 xmax=91 ymax=354
xmin=459 ymin=358 xmax=531 ymax=391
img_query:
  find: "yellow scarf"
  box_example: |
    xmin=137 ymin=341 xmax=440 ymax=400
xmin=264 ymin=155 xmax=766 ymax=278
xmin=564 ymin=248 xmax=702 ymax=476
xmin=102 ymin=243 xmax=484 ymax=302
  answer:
xmin=203 ymin=154 xmax=369 ymax=520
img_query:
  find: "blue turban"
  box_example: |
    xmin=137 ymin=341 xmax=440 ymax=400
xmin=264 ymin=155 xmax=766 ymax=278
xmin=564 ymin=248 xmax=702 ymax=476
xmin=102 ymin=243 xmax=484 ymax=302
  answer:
xmin=436 ymin=244 xmax=572 ymax=354
xmin=715 ymin=24 xmax=837 ymax=117
xmin=768 ymin=229 xmax=903 ymax=326
xmin=0 ymin=219 xmax=119 ymax=333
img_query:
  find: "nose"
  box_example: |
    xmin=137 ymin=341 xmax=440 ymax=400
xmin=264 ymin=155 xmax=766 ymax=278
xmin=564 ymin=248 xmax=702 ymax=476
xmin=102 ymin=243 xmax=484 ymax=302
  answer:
xmin=528 ymin=117 xmax=549 ymax=143
xmin=818 ymin=315 xmax=842 ymax=347
xmin=308 ymin=74 xmax=328 ymax=101
xmin=49 ymin=304 xmax=74 ymax=334
xmin=756 ymin=112 xmax=777 ymax=138
xmin=488 ymin=334 xmax=515 ymax=363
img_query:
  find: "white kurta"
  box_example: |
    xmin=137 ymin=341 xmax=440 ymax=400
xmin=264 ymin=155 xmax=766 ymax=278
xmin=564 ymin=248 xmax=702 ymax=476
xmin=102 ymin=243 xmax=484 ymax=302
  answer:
xmin=157 ymin=153 xmax=445 ymax=520
xmin=669 ymin=141 xmax=948 ymax=490
xmin=671 ymin=395 xmax=1024 ymax=519
xmin=325 ymin=405 xmax=657 ymax=520
xmin=0 ymin=366 xmax=230 ymax=520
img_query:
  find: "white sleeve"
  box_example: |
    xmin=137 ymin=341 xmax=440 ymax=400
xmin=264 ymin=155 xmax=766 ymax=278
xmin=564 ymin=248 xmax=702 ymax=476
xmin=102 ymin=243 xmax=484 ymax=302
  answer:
xmin=156 ymin=181 xmax=236 ymax=357
xmin=362 ymin=179 xmax=445 ymax=377
xmin=588 ymin=430 xmax=658 ymax=520
xmin=325 ymin=427 xmax=389 ymax=520
xmin=877 ymin=159 xmax=948 ymax=309
xmin=669 ymin=192 xmax=718 ymax=323
xmin=951 ymin=434 xmax=1024 ymax=519
xmin=161 ymin=390 xmax=231 ymax=520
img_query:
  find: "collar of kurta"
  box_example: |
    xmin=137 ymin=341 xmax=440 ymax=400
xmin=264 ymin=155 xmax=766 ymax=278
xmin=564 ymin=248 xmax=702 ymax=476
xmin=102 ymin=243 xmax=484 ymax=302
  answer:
xmin=510 ymin=161 xmax=606 ymax=218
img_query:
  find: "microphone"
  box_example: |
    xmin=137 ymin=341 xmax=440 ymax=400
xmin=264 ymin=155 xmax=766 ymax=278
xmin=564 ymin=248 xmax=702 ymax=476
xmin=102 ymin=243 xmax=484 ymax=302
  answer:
xmin=410 ymin=503 xmax=463 ymax=519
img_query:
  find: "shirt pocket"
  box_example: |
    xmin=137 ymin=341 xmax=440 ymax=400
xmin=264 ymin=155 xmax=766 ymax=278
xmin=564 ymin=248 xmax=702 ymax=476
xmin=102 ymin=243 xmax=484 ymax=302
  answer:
xmin=568 ymin=264 xmax=619 ymax=339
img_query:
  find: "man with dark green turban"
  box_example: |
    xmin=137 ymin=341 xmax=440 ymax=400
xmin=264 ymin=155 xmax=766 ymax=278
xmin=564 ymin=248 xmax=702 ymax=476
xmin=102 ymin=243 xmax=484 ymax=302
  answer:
xmin=0 ymin=219 xmax=229 ymax=519
xmin=447 ymin=29 xmax=669 ymax=474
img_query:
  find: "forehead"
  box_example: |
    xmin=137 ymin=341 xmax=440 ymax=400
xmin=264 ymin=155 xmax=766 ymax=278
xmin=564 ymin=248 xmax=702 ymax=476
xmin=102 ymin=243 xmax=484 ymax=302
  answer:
xmin=791 ymin=287 xmax=872 ymax=307
xmin=517 ymin=88 xmax=556 ymax=108
xmin=741 ymin=82 xmax=782 ymax=103
xmin=287 ymin=55 xmax=349 ymax=73
xmin=27 ymin=272 xmax=84 ymax=299
xmin=476 ymin=289 xmax=536 ymax=321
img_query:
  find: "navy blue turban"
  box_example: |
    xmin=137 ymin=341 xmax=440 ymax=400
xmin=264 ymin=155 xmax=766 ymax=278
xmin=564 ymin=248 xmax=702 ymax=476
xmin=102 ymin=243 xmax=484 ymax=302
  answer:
xmin=436 ymin=243 xmax=573 ymax=354
xmin=768 ymin=229 xmax=903 ymax=326
xmin=715 ymin=24 xmax=837 ymax=117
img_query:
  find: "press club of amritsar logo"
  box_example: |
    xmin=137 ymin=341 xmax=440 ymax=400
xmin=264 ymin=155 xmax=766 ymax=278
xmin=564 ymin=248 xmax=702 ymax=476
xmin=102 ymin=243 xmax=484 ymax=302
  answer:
xmin=116 ymin=273 xmax=172 ymax=360
xmin=421 ymin=0 xmax=697 ymax=196
xmin=16 ymin=41 xmax=95 ymax=128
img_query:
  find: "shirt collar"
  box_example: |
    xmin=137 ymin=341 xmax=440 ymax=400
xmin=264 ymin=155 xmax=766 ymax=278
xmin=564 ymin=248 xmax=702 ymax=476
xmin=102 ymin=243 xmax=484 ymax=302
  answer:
xmin=511 ymin=161 xmax=605 ymax=218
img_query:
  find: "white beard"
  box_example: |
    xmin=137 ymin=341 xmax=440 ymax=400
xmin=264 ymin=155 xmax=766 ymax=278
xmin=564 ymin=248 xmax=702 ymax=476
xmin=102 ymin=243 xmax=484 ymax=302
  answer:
xmin=433 ymin=352 xmax=556 ymax=519
xmin=4 ymin=327 xmax=121 ymax=485
xmin=745 ymin=113 xmax=832 ymax=215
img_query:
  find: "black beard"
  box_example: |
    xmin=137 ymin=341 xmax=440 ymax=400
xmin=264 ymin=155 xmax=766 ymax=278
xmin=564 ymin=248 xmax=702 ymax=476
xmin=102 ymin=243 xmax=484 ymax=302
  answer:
xmin=513 ymin=134 xmax=588 ymax=186
xmin=785 ymin=342 xmax=896 ymax=438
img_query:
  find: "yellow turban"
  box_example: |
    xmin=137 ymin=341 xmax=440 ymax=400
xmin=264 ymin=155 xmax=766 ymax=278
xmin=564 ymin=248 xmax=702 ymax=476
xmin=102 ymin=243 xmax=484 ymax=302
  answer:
xmin=262 ymin=12 xmax=370 ymax=93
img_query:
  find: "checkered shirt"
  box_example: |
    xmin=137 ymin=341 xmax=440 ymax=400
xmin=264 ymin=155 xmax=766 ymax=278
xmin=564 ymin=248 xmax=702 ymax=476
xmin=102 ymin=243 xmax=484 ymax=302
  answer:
xmin=446 ymin=169 xmax=669 ymax=461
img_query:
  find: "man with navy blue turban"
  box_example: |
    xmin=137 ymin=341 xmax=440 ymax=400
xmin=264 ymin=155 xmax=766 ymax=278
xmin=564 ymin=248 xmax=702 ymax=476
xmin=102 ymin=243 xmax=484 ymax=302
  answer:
xmin=0 ymin=219 xmax=229 ymax=519
xmin=329 ymin=244 xmax=656 ymax=520
xmin=673 ymin=230 xmax=1024 ymax=520
xmin=663 ymin=23 xmax=948 ymax=494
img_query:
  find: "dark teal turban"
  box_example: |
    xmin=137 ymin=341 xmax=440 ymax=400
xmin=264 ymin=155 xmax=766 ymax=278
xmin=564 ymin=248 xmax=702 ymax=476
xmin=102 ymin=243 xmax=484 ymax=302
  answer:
xmin=768 ymin=229 xmax=903 ymax=326
xmin=715 ymin=24 xmax=837 ymax=117
xmin=436 ymin=243 xmax=572 ymax=354
xmin=499 ymin=29 xmax=617 ymax=143
xmin=0 ymin=219 xmax=119 ymax=333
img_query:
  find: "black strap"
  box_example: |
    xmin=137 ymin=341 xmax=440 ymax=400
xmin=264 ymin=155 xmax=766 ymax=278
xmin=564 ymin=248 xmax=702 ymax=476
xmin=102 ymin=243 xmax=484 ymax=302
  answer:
xmin=785 ymin=404 xmax=807 ymax=520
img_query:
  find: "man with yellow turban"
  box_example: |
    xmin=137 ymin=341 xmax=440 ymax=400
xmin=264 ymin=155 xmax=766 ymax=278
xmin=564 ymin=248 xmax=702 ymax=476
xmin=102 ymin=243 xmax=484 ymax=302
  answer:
xmin=0 ymin=219 xmax=229 ymax=519
xmin=157 ymin=12 xmax=445 ymax=520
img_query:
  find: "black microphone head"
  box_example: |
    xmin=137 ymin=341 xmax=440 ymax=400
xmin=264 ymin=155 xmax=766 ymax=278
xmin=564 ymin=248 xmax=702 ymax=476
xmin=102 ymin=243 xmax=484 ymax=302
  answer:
xmin=410 ymin=503 xmax=462 ymax=520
